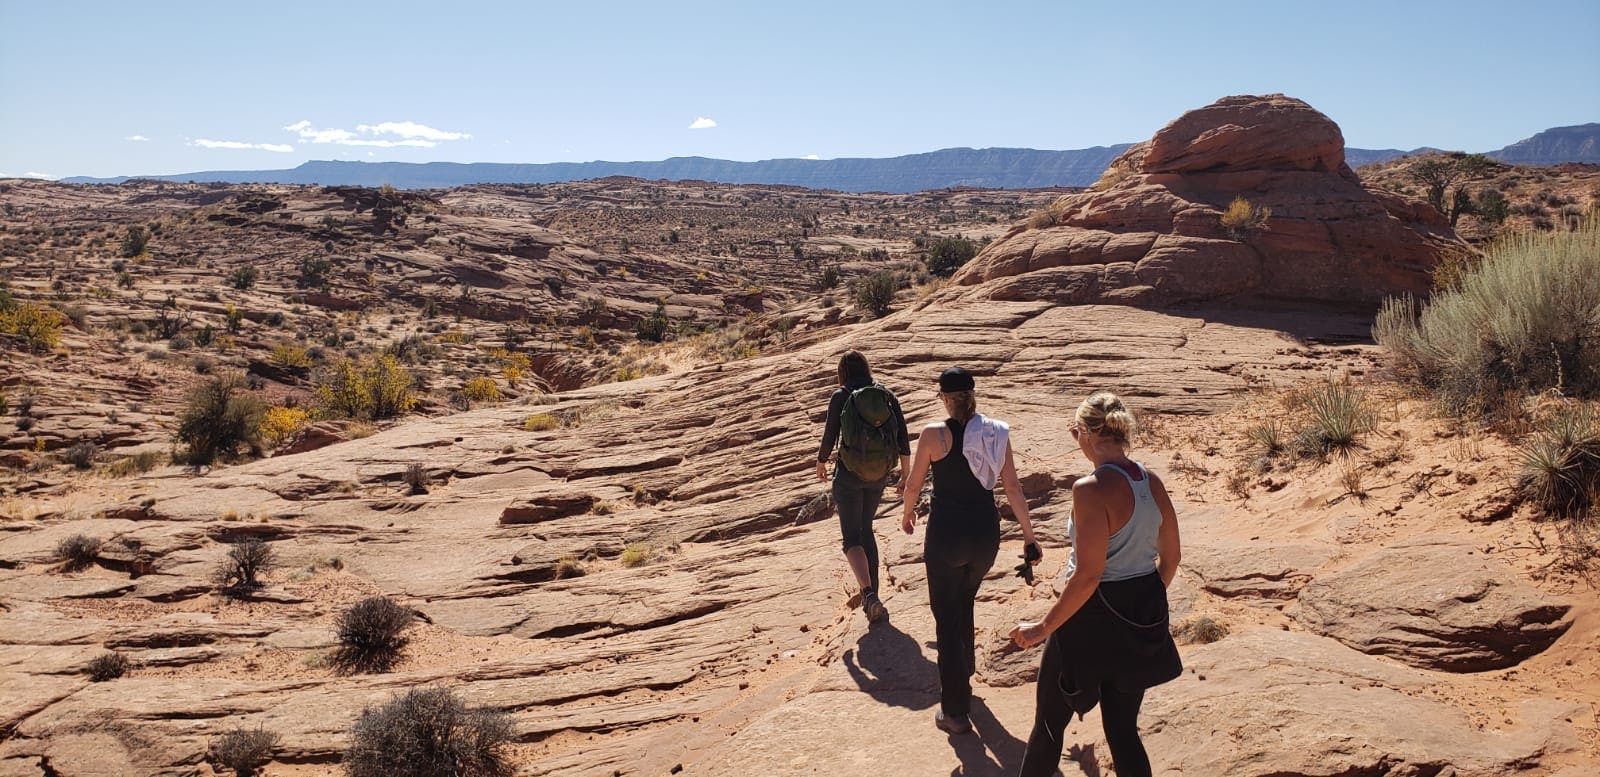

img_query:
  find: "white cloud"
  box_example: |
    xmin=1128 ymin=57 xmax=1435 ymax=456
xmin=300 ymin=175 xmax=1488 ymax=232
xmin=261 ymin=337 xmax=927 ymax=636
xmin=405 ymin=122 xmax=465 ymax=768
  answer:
xmin=125 ymin=135 xmax=150 ymax=142
xmin=284 ymin=119 xmax=471 ymax=148
xmin=194 ymin=139 xmax=294 ymax=152
xmin=688 ymin=117 xmax=717 ymax=130
xmin=803 ymin=154 xmax=821 ymax=160
xmin=23 ymin=172 xmax=57 ymax=180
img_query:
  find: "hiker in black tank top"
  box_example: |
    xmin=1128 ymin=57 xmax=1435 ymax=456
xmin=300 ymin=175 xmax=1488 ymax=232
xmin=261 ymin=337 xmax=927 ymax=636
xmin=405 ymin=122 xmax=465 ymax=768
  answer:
xmin=901 ymin=367 xmax=1040 ymax=736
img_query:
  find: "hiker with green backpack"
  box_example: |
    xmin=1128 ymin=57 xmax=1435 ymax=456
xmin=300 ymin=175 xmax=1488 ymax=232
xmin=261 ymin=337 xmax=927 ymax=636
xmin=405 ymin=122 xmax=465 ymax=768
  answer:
xmin=816 ymin=350 xmax=911 ymax=623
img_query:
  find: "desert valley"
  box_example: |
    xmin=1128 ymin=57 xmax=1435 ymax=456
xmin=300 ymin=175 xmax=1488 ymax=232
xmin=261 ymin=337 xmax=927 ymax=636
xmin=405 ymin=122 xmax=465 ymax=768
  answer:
xmin=2 ymin=92 xmax=1599 ymax=777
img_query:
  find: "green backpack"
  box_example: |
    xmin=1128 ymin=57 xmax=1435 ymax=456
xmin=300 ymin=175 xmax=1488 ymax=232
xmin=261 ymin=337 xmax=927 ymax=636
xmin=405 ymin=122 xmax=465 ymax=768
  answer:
xmin=839 ymin=383 xmax=899 ymax=481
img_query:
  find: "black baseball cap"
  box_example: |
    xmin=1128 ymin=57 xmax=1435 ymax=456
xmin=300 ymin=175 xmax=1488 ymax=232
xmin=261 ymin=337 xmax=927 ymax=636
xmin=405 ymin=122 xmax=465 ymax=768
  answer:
xmin=938 ymin=366 xmax=975 ymax=393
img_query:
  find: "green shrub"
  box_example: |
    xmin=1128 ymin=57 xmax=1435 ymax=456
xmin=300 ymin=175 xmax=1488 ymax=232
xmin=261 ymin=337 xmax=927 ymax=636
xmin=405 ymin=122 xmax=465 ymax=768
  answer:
xmin=852 ymin=271 xmax=898 ymax=318
xmin=820 ymin=266 xmax=840 ymax=290
xmin=925 ymin=236 xmax=978 ymax=277
xmin=1477 ymin=188 xmax=1510 ymax=224
xmin=63 ymin=441 xmax=97 ymax=470
xmin=1519 ymin=405 xmax=1600 ymax=519
xmin=209 ymin=726 xmax=279 ymax=777
xmin=634 ymin=300 xmax=669 ymax=343
xmin=1246 ymin=421 xmax=1283 ymax=456
xmin=1295 ymin=379 xmax=1375 ymax=456
xmin=176 ymin=376 xmax=266 ymax=464
xmin=1375 ymin=220 xmax=1600 ymax=414
xmin=343 ymin=688 xmax=513 ymax=777
xmin=227 ymin=265 xmax=260 ymax=290
xmin=119 ymin=225 xmax=149 ymax=258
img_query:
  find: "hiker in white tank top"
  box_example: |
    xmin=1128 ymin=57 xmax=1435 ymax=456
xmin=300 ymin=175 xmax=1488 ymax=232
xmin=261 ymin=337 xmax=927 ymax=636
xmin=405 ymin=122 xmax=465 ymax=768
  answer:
xmin=1062 ymin=460 xmax=1163 ymax=583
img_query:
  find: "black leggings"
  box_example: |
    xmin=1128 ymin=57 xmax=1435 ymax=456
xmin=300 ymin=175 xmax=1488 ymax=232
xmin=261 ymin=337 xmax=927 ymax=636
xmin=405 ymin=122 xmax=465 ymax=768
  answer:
xmin=1018 ymin=635 xmax=1151 ymax=777
xmin=832 ymin=472 xmax=884 ymax=591
xmin=924 ymin=524 xmax=998 ymax=718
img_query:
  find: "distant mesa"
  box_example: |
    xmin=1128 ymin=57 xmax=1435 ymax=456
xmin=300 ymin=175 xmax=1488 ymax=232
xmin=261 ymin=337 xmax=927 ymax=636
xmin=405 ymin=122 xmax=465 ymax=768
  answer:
xmin=948 ymin=94 xmax=1469 ymax=308
xmin=1489 ymin=122 xmax=1600 ymax=166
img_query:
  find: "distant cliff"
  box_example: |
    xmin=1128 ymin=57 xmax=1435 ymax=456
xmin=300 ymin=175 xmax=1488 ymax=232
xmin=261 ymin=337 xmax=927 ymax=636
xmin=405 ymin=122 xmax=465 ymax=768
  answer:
xmin=1488 ymin=123 xmax=1600 ymax=166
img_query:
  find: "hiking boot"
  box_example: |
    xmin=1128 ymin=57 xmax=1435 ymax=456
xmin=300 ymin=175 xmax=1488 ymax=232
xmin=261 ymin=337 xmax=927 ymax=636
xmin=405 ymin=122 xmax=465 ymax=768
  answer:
xmin=935 ymin=711 xmax=972 ymax=735
xmin=862 ymin=590 xmax=889 ymax=623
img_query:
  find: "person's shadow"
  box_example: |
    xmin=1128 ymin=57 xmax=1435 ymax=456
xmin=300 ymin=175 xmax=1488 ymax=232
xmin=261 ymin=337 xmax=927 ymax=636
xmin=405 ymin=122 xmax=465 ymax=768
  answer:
xmin=842 ymin=623 xmax=1030 ymax=775
xmin=842 ymin=620 xmax=939 ymax=709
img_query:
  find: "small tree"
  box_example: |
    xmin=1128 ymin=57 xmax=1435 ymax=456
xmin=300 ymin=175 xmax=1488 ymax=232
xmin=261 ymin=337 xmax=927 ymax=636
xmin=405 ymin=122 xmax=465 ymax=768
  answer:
xmin=924 ymin=237 xmax=978 ymax=277
xmin=1477 ymin=188 xmax=1510 ymax=224
xmin=316 ymin=355 xmax=416 ymax=420
xmin=853 ymin=271 xmax=898 ymax=318
xmin=119 ymin=225 xmax=149 ymax=258
xmin=1449 ymin=186 xmax=1476 ymax=227
xmin=0 ymin=302 xmax=66 ymax=352
xmin=214 ymin=538 xmax=275 ymax=592
xmin=176 ymin=375 xmax=266 ymax=465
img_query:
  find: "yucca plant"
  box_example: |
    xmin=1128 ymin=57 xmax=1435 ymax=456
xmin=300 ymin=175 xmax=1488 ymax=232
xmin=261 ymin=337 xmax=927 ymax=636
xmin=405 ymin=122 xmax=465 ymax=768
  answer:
xmin=1519 ymin=404 xmax=1600 ymax=518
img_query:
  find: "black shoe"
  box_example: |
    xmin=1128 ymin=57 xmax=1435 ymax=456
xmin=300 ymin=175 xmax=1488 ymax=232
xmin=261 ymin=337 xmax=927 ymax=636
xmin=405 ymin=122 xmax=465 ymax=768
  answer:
xmin=862 ymin=590 xmax=888 ymax=623
xmin=935 ymin=711 xmax=972 ymax=735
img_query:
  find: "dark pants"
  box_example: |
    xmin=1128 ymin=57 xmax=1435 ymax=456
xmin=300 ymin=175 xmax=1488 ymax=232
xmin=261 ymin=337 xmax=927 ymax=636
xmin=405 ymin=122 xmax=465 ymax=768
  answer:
xmin=1018 ymin=634 xmax=1151 ymax=777
xmin=833 ymin=470 xmax=885 ymax=592
xmin=924 ymin=522 xmax=998 ymax=718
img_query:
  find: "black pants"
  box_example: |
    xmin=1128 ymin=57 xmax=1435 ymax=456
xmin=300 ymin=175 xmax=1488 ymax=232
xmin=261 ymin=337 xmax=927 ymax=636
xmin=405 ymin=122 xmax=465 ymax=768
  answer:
xmin=1018 ymin=634 xmax=1151 ymax=777
xmin=833 ymin=470 xmax=885 ymax=592
xmin=924 ymin=523 xmax=998 ymax=718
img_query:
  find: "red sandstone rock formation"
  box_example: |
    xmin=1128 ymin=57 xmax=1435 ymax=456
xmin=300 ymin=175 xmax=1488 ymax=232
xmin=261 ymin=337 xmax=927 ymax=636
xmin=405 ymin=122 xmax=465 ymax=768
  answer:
xmin=951 ymin=94 xmax=1467 ymax=307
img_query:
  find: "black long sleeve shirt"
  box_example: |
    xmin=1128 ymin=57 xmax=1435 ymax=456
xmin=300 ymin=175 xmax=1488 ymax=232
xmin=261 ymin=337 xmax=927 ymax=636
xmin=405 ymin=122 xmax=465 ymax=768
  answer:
xmin=817 ymin=381 xmax=912 ymax=464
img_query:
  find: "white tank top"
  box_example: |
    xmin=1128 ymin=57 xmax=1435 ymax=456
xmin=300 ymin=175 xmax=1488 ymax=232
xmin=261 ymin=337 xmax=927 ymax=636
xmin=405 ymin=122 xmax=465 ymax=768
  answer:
xmin=1062 ymin=461 xmax=1163 ymax=583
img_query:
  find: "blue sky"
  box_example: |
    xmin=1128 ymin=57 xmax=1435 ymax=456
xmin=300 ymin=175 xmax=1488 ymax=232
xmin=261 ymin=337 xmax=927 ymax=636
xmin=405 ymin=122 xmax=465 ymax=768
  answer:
xmin=2 ymin=0 xmax=1597 ymax=179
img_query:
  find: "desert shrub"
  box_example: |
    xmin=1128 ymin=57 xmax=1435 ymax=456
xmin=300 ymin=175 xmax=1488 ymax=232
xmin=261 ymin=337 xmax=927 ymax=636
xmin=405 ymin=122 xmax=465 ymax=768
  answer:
xmin=1476 ymin=188 xmax=1510 ymax=224
xmin=56 ymin=533 xmax=102 ymax=571
xmin=85 ymin=651 xmax=130 ymax=681
xmin=259 ymin=405 xmax=311 ymax=449
xmin=0 ymin=302 xmax=66 ymax=352
xmin=402 ymin=463 xmax=429 ymax=495
xmin=1294 ymin=379 xmax=1374 ymax=456
xmin=119 ymin=225 xmax=149 ymax=258
xmin=270 ymin=343 xmax=313 ymax=370
xmin=634 ymin=300 xmax=669 ymax=343
xmin=1246 ymin=420 xmax=1283 ymax=456
xmin=1519 ymin=404 xmax=1600 ymax=519
xmin=209 ymin=726 xmax=279 ymax=777
xmin=334 ymin=596 xmax=414 ymax=673
xmin=461 ymin=376 xmax=501 ymax=403
xmin=0 ymin=393 xmax=7 ymax=415
xmin=852 ymin=271 xmax=898 ymax=318
xmin=1219 ymin=196 xmax=1271 ymax=239
xmin=343 ymin=687 xmax=513 ymax=777
xmin=106 ymin=450 xmax=163 ymax=477
xmin=214 ymin=538 xmax=275 ymax=593
xmin=524 ymin=413 xmax=559 ymax=432
xmin=176 ymin=376 xmax=266 ymax=464
xmin=924 ymin=236 xmax=978 ymax=277
xmin=227 ymin=265 xmax=260 ymax=290
xmin=63 ymin=440 xmax=97 ymax=469
xmin=619 ymin=542 xmax=653 ymax=568
xmin=317 ymin=355 xmax=416 ymax=420
xmin=819 ymin=265 xmax=840 ymax=290
xmin=553 ymin=556 xmax=586 ymax=579
xmin=1374 ymin=221 xmax=1600 ymax=414
xmin=1091 ymin=157 xmax=1136 ymax=191
xmin=1173 ymin=615 xmax=1229 ymax=645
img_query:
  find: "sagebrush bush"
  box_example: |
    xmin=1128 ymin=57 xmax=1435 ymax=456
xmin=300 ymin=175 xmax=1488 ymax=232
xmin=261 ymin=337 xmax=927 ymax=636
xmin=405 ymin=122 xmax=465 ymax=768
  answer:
xmin=853 ymin=271 xmax=898 ymax=318
xmin=1173 ymin=615 xmax=1229 ymax=645
xmin=402 ymin=463 xmax=429 ymax=495
xmin=209 ymin=726 xmax=279 ymax=777
xmin=86 ymin=651 xmax=130 ymax=681
xmin=317 ymin=354 xmax=416 ymax=420
xmin=335 ymin=596 xmax=413 ymax=673
xmin=63 ymin=440 xmax=97 ymax=470
xmin=214 ymin=538 xmax=275 ymax=593
xmin=56 ymin=533 xmax=102 ymax=571
xmin=1375 ymin=220 xmax=1600 ymax=414
xmin=343 ymin=687 xmax=513 ymax=777
xmin=176 ymin=375 xmax=266 ymax=464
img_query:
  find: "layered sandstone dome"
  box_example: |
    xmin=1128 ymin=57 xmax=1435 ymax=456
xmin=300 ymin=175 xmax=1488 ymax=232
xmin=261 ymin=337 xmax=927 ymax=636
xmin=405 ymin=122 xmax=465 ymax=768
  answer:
xmin=950 ymin=94 xmax=1466 ymax=307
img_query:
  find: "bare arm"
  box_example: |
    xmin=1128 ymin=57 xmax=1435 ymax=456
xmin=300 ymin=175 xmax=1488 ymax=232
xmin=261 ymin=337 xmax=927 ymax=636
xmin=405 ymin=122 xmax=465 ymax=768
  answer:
xmin=901 ymin=426 xmax=938 ymax=535
xmin=998 ymin=441 xmax=1038 ymax=550
xmin=1012 ymin=478 xmax=1108 ymax=648
xmin=1150 ymin=471 xmax=1181 ymax=588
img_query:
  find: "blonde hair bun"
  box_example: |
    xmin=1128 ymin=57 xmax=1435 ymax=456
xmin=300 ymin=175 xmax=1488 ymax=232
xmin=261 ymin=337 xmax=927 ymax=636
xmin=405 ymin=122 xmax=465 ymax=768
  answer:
xmin=1077 ymin=391 xmax=1136 ymax=444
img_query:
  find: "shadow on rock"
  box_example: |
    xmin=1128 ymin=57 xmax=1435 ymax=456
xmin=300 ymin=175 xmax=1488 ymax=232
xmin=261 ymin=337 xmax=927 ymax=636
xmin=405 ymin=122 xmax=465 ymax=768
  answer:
xmin=948 ymin=697 xmax=1028 ymax=776
xmin=842 ymin=621 xmax=939 ymax=710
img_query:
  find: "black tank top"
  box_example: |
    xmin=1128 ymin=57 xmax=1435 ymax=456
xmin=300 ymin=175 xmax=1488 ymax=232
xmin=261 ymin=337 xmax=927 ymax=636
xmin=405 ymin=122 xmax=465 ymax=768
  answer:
xmin=930 ymin=418 xmax=999 ymax=530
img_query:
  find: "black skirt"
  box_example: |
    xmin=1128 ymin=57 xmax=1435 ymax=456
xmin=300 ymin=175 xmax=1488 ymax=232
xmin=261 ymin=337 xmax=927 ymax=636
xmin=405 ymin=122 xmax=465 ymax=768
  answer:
xmin=1047 ymin=570 xmax=1182 ymax=719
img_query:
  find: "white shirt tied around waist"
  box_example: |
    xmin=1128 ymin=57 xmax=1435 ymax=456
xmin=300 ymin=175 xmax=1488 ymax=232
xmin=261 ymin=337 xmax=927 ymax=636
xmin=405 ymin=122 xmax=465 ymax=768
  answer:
xmin=961 ymin=413 xmax=1009 ymax=490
